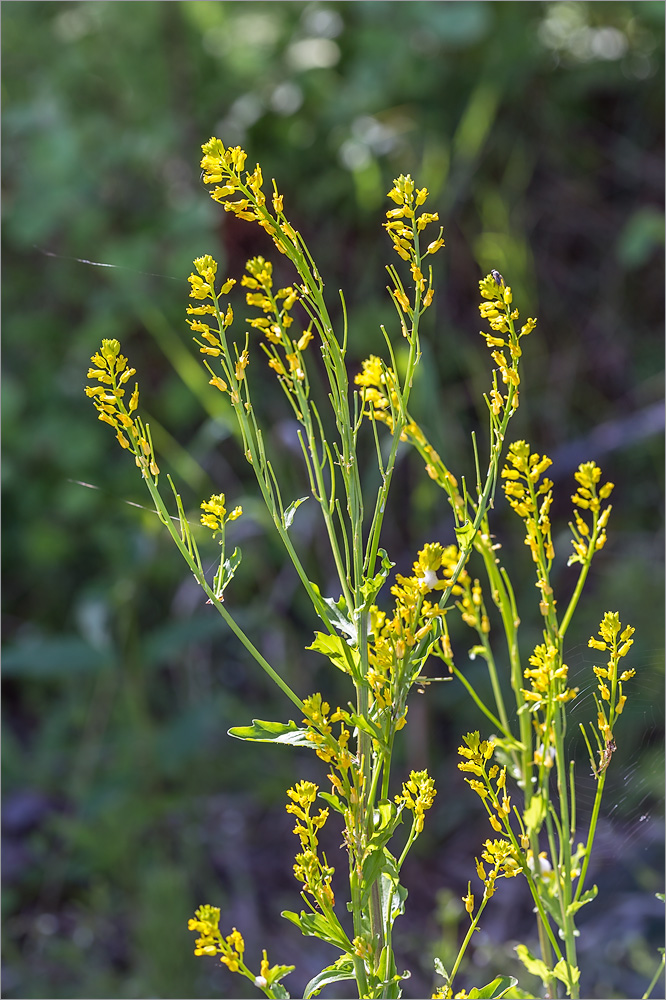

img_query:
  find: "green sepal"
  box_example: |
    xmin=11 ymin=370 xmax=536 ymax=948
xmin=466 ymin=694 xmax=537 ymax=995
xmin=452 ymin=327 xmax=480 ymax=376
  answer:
xmin=281 ymin=909 xmax=352 ymax=952
xmin=227 ymin=719 xmax=312 ymax=746
xmin=467 ymin=976 xmax=519 ymax=998
xmin=283 ymin=496 xmax=308 ymax=530
xmin=566 ymin=885 xmax=597 ymax=916
xmin=306 ymin=632 xmax=360 ymax=676
xmin=523 ymin=792 xmax=546 ymax=835
xmin=303 ymin=958 xmax=355 ymax=999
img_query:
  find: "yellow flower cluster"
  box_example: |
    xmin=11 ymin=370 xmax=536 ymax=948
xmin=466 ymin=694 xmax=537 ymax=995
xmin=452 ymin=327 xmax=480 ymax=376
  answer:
xmin=298 ymin=695 xmax=362 ymax=847
xmin=478 ymin=272 xmax=536 ymax=415
xmin=285 ymin=779 xmax=335 ymax=909
xmin=186 ymin=254 xmax=238 ymax=393
xmin=394 ymin=769 xmax=437 ymax=833
xmin=457 ymin=732 xmax=513 ymax=836
xmin=502 ymin=440 xmax=554 ymax=566
xmin=384 ymin=174 xmax=444 ymax=307
xmin=188 ymin=904 xmax=223 ymax=956
xmin=187 ymin=907 xmax=291 ymax=989
xmin=366 ymin=543 xmax=461 ymax=715
xmin=242 ymin=255 xmax=313 ymax=386
xmin=85 ymin=339 xmax=159 ymax=479
xmin=523 ymin=641 xmax=579 ymax=716
xmin=354 ymin=355 xmax=400 ymax=430
xmin=458 ymin=732 xmax=522 ymax=914
xmin=300 ymin=694 xmax=353 ymax=768
xmin=568 ymin=462 xmax=614 ymax=566
xmin=199 ymin=137 xmax=293 ymax=254
xmin=187 ymin=906 xmax=244 ymax=970
xmin=588 ymin=612 xmax=635 ymax=755
xmin=476 ymin=838 xmax=522 ymax=896
xmin=200 ymin=493 xmax=243 ymax=533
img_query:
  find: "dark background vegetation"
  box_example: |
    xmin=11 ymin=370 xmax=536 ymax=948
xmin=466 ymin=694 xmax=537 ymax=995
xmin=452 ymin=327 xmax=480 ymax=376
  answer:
xmin=2 ymin=2 xmax=664 ymax=998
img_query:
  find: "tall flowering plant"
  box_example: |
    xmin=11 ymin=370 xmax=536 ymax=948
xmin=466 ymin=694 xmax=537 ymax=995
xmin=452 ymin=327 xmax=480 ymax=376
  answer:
xmin=84 ymin=139 xmax=644 ymax=1000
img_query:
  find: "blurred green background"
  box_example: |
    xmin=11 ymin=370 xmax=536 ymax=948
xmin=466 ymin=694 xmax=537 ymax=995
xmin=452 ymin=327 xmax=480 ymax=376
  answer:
xmin=2 ymin=2 xmax=664 ymax=998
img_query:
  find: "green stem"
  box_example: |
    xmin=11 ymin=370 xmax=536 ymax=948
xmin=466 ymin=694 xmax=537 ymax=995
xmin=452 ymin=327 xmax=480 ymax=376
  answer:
xmin=551 ymin=707 xmax=579 ymax=998
xmin=447 ymin=895 xmax=491 ymax=991
xmin=450 ymin=665 xmax=512 ymax=740
xmin=642 ymin=952 xmax=665 ymax=1000
xmin=143 ymin=476 xmax=305 ymax=713
xmin=574 ymin=771 xmax=606 ymax=903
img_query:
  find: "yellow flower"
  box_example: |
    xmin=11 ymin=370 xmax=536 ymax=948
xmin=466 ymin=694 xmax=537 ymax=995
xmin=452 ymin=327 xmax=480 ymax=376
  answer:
xmin=200 ymin=493 xmax=243 ymax=533
xmin=297 ymin=326 xmax=314 ymax=351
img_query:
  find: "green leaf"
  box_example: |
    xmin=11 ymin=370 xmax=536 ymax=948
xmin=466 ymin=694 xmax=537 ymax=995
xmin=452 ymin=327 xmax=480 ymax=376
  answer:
xmin=227 ymin=719 xmax=313 ymax=746
xmin=283 ymin=496 xmax=308 ymax=530
xmin=374 ymin=799 xmax=398 ymax=831
xmin=359 ymin=548 xmax=395 ymax=608
xmin=306 ymin=632 xmax=360 ymax=675
xmin=490 ymin=734 xmax=525 ymax=756
xmin=320 ymin=593 xmax=358 ymax=644
xmin=269 ymin=984 xmax=291 ymax=1000
xmin=303 ymin=958 xmax=355 ymax=999
xmin=347 ymin=713 xmax=387 ymax=749
xmin=434 ymin=957 xmax=449 ymax=980
xmin=361 ymin=850 xmax=387 ymax=895
xmin=378 ymin=869 xmax=407 ymax=930
xmin=222 ymin=545 xmax=242 ymax=578
xmin=515 ymin=945 xmax=551 ymax=984
xmin=213 ymin=546 xmax=242 ymax=597
xmin=566 ymin=885 xmax=597 ymax=916
xmin=454 ymin=519 xmax=477 ymax=547
xmin=318 ymin=791 xmax=345 ymax=815
xmin=367 ymin=802 xmax=402 ymax=853
xmin=267 ymin=964 xmax=295 ymax=983
xmin=552 ymin=959 xmax=579 ymax=987
xmin=281 ymin=909 xmax=351 ymax=952
xmin=467 ymin=976 xmax=519 ymax=998
xmin=523 ymin=793 xmax=546 ymax=835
